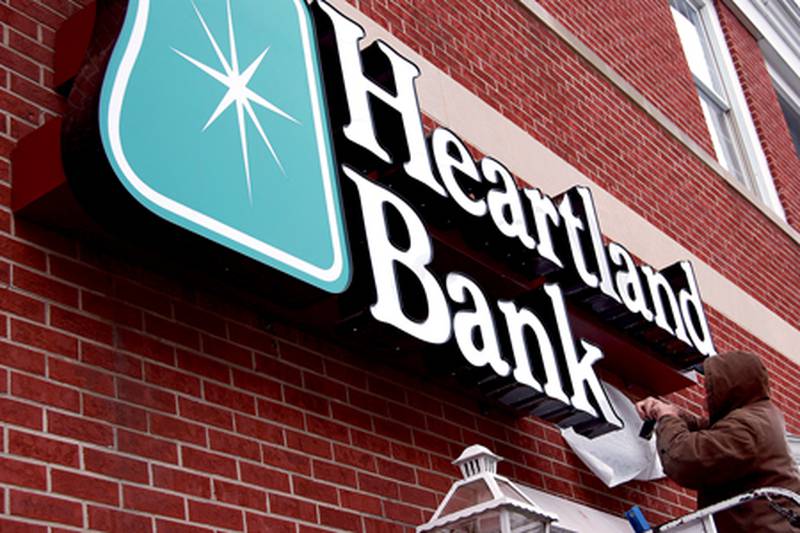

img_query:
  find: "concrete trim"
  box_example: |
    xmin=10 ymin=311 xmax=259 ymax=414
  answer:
xmin=327 ymin=0 xmax=800 ymax=368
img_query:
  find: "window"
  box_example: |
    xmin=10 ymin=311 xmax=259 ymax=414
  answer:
xmin=670 ymin=0 xmax=785 ymax=217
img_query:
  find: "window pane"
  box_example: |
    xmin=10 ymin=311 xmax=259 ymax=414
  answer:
xmin=670 ymin=0 xmax=723 ymax=95
xmin=698 ymin=93 xmax=749 ymax=185
xmin=776 ymin=91 xmax=800 ymax=159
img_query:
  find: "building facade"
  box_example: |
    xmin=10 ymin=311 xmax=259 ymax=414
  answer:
xmin=0 ymin=0 xmax=799 ymax=531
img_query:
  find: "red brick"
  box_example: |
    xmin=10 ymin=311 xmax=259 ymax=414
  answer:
xmin=52 ymin=470 xmax=119 ymax=505
xmin=117 ymin=328 xmax=174 ymax=364
xmin=270 ymin=493 xmax=316 ymax=523
xmin=209 ymin=429 xmax=260 ymax=461
xmin=399 ymin=484 xmax=438 ymax=508
xmin=84 ymin=448 xmax=148 ymax=484
xmin=182 ymin=446 xmax=237 ymax=478
xmin=154 ymin=465 xmax=211 ymax=498
xmin=375 ymin=418 xmax=413 ymax=444
xmin=9 ymin=430 xmax=78 ymax=467
xmin=309 ymin=415 xmax=350 ymax=443
xmin=204 ymin=381 xmax=256 ymax=414
xmin=304 ymin=372 xmax=347 ymax=401
xmin=83 ymin=394 xmax=147 ymax=431
xmin=202 ymin=334 xmax=253 ymax=368
xmin=341 ymin=489 xmax=383 ymax=514
xmin=279 ymin=342 xmax=323 ymax=372
xmin=49 ymin=356 xmax=115 ymax=396
xmin=377 ymin=458 xmax=417 ymax=484
xmin=114 ymin=280 xmax=172 ymax=316
xmin=119 ymin=429 xmax=178 ymax=463
xmin=227 ymin=323 xmax=277 ymax=353
xmin=10 ymin=490 xmax=82 ymax=527
xmin=51 ymin=306 xmax=113 ymax=345
xmin=214 ymin=479 xmax=266 ymax=511
xmin=48 ymin=411 xmax=114 ymax=446
xmin=240 ymin=462 xmax=291 ymax=492
xmin=13 ymin=266 xmax=78 ymax=306
xmin=0 ymin=236 xmax=45 ymax=271
xmin=145 ymin=314 xmax=199 ymax=349
xmin=364 ymin=517 xmax=406 ymax=533
xmin=144 ymin=362 xmax=201 ymax=396
xmin=352 ymin=429 xmax=391 ymax=456
xmin=385 ymin=500 xmax=423 ymax=523
xmin=331 ymin=403 xmax=373 ymax=430
xmin=0 ymin=517 xmax=46 ymax=533
xmin=81 ymin=343 xmax=142 ymax=379
xmin=256 ymin=398 xmax=304 ymax=429
xmin=82 ymin=292 xmax=142 ymax=329
xmin=0 ymin=339 xmax=44 ymax=373
xmin=232 ymin=368 xmax=281 ymax=399
xmin=150 ymin=412 xmax=207 ymax=445
xmin=189 ymin=500 xmax=244 ymax=530
xmin=178 ymin=396 xmax=233 ymax=429
xmin=358 ymin=472 xmax=400 ymax=499
xmin=235 ymin=413 xmax=284 ymax=444
xmin=292 ymin=476 xmax=338 ymax=505
xmin=124 ymin=486 xmax=185 ymax=519
xmin=313 ymin=460 xmax=357 ymax=487
xmin=0 ymin=397 xmax=43 ymax=430
xmin=177 ymin=349 xmax=230 ymax=383
xmin=245 ymin=513 xmax=295 ymax=533
xmin=50 ymin=256 xmax=112 ymax=294
xmin=287 ymin=429 xmax=332 ymax=459
xmin=262 ymin=443 xmax=312 ymax=475
xmin=284 ymin=386 xmax=329 ymax=416
xmin=155 ymin=519 xmax=214 ymax=533
xmin=0 ymin=457 xmax=46 ymax=489
xmin=12 ymin=372 xmax=79 ymax=411
xmin=254 ymin=353 xmax=302 ymax=386
xmin=118 ymin=378 xmax=176 ymax=413
xmin=11 ymin=319 xmax=77 ymax=357
xmin=319 ymin=506 xmax=361 ymax=531
xmin=334 ymin=444 xmax=378 ymax=472
xmin=174 ymin=303 xmax=226 ymax=337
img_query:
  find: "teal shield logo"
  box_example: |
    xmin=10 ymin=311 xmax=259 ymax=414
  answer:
xmin=99 ymin=0 xmax=350 ymax=293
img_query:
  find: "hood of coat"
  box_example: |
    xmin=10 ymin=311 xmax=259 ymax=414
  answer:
xmin=705 ymin=351 xmax=770 ymax=423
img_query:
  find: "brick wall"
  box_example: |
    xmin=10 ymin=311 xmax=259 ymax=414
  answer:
xmin=0 ymin=0 xmax=798 ymax=531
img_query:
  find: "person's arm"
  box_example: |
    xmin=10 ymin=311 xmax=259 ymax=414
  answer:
xmin=656 ymin=414 xmax=758 ymax=489
xmin=678 ymin=411 xmax=708 ymax=432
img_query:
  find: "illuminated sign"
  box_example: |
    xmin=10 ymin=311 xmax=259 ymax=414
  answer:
xmin=16 ymin=0 xmax=715 ymax=437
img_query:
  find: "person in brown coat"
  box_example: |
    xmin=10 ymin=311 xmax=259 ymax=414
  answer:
xmin=636 ymin=351 xmax=800 ymax=532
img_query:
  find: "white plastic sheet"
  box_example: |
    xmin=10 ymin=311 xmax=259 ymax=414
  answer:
xmin=561 ymin=383 xmax=664 ymax=487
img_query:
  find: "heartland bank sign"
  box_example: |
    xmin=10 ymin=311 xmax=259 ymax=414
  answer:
xmin=75 ymin=0 xmax=714 ymax=436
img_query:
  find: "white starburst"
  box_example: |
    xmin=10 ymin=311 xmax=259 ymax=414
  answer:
xmin=173 ymin=0 xmax=300 ymax=203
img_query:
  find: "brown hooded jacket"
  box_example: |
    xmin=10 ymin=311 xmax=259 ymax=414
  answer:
xmin=656 ymin=351 xmax=800 ymax=532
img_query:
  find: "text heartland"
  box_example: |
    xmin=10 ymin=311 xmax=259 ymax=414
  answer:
xmin=315 ymin=1 xmax=714 ymax=435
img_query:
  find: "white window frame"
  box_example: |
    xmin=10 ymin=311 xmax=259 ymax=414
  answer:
xmin=672 ymin=0 xmax=786 ymax=219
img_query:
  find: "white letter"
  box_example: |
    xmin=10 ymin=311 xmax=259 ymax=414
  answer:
xmin=318 ymin=2 xmax=445 ymax=196
xmin=523 ymin=188 xmax=564 ymax=269
xmin=497 ymin=300 xmax=569 ymax=404
xmin=678 ymin=262 xmax=716 ymax=356
xmin=558 ymin=194 xmax=599 ymax=288
xmin=432 ymin=129 xmax=486 ymax=217
xmin=544 ymin=283 xmax=622 ymax=428
xmin=575 ymin=188 xmax=620 ymax=302
xmin=608 ymin=242 xmax=653 ymax=321
xmin=343 ymin=166 xmax=451 ymax=343
xmin=446 ymin=273 xmax=510 ymax=377
xmin=641 ymin=265 xmax=691 ymax=344
xmin=482 ymin=158 xmax=535 ymax=249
